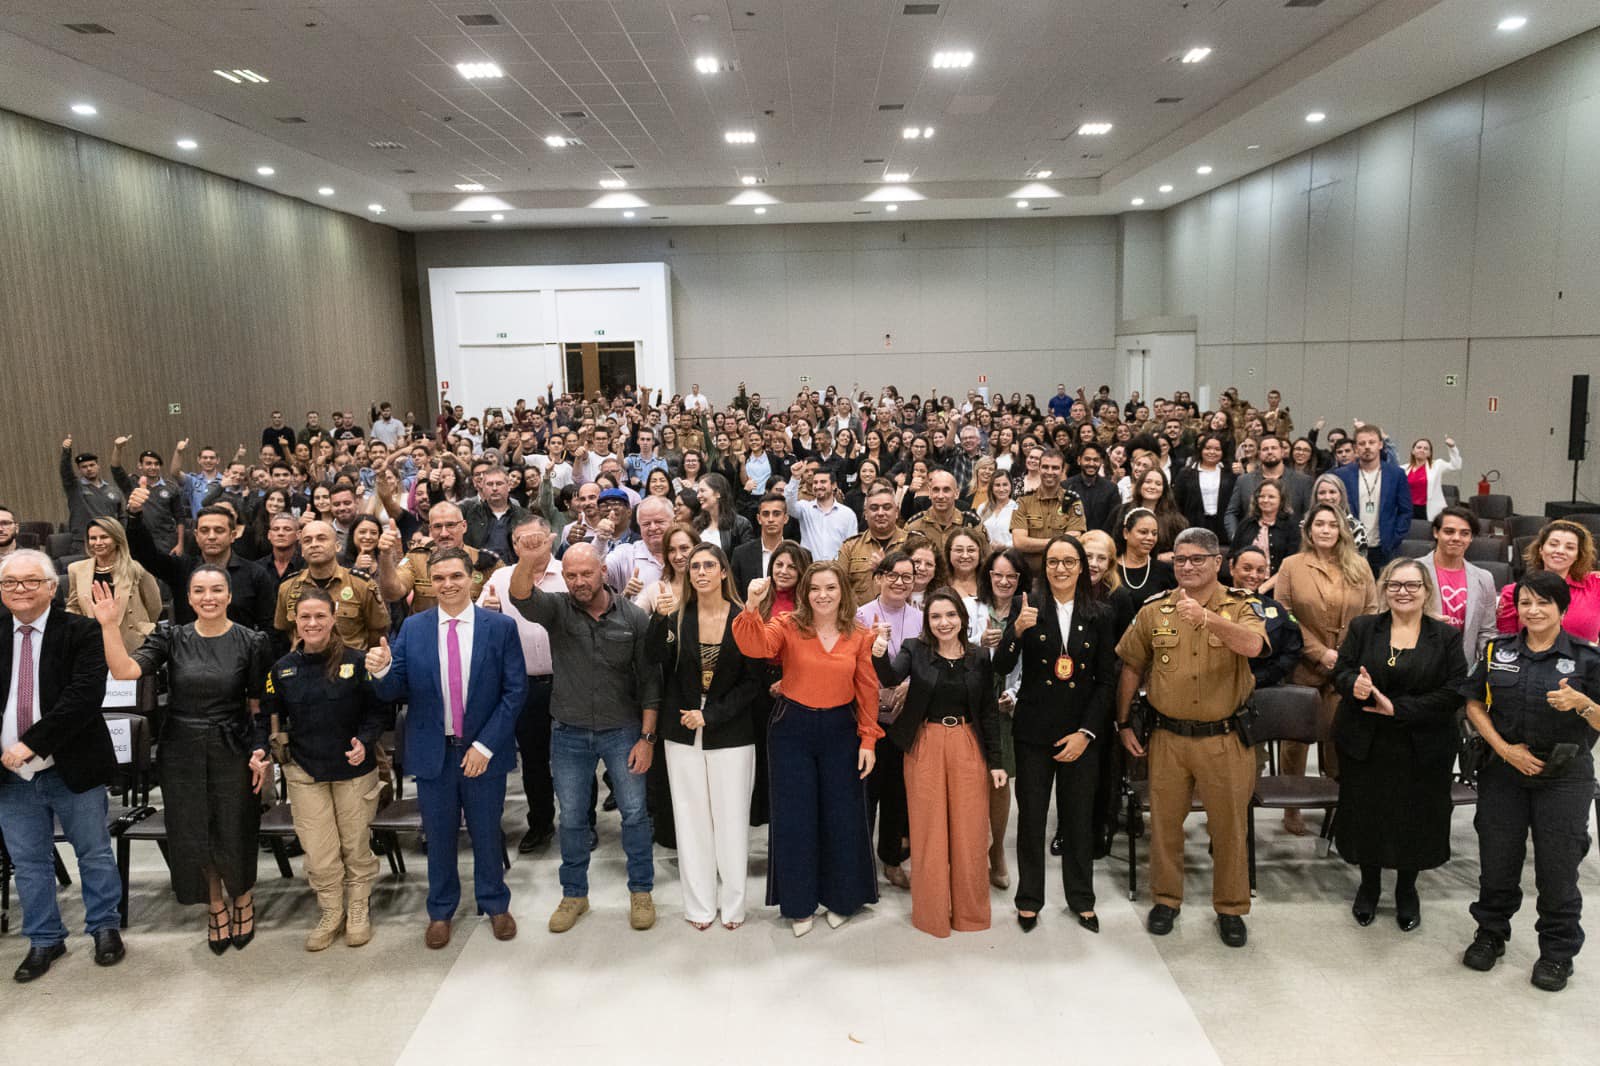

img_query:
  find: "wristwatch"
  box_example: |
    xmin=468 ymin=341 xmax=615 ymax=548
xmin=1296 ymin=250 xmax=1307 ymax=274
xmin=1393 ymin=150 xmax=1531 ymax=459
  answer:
xmin=1116 ymin=721 xmax=1134 ymax=732
xmin=640 ymin=731 xmax=658 ymax=744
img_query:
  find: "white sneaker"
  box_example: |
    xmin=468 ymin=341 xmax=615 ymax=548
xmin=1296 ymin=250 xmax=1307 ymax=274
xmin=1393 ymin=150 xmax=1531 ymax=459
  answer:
xmin=825 ymin=910 xmax=850 ymax=930
xmin=792 ymin=917 xmax=815 ymax=938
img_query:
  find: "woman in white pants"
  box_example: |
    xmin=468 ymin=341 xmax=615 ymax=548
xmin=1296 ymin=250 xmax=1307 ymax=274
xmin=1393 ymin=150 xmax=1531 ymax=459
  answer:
xmin=647 ymin=543 xmax=766 ymax=929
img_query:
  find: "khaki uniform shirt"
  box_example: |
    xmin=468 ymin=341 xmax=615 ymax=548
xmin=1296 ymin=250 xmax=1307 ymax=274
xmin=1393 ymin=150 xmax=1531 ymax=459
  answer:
xmin=392 ymin=544 xmax=501 ymax=615
xmin=905 ymin=508 xmax=988 ymax=559
xmin=838 ymin=527 xmax=909 ymax=604
xmin=274 ymin=565 xmax=390 ymax=650
xmin=1116 ymin=585 xmax=1269 ymax=722
xmin=1009 ymin=488 xmax=1087 ymax=566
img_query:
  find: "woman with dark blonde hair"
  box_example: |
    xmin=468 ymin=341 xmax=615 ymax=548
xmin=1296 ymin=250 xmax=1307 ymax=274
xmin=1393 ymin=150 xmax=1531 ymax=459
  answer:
xmin=66 ymin=516 xmax=161 ymax=655
xmin=735 ymin=560 xmax=882 ymax=936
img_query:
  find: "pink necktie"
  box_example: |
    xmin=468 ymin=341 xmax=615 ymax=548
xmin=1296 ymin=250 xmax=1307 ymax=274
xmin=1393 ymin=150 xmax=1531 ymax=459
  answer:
xmin=446 ymin=619 xmax=465 ymax=738
xmin=16 ymin=625 xmax=35 ymax=734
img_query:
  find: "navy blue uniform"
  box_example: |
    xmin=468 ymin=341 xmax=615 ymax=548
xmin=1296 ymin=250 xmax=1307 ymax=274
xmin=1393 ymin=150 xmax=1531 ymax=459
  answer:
xmin=1248 ymin=592 xmax=1302 ymax=689
xmin=262 ymin=647 xmax=383 ymax=782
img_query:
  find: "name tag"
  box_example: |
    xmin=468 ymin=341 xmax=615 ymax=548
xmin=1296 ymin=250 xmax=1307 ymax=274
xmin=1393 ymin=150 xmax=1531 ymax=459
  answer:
xmin=103 ymin=675 xmax=137 ymax=709
xmin=105 ymin=717 xmax=133 ymax=765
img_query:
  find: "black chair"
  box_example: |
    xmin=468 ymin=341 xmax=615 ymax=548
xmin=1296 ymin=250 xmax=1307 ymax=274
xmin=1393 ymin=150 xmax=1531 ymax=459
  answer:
xmin=1511 ymin=536 xmax=1535 ymax=578
xmin=1478 ymin=560 xmax=1512 ymax=590
xmin=12 ymin=532 xmax=41 ymax=550
xmin=1464 ymin=537 xmax=1507 ymax=564
xmin=44 ymin=532 xmax=73 ymax=559
xmin=114 ymin=807 xmax=168 ymax=928
xmin=1399 ymin=538 xmax=1433 ymax=560
xmin=1468 ymin=495 xmax=1514 ymax=535
xmin=1122 ymin=764 xmax=1207 ymax=901
xmin=1505 ymin=515 xmax=1547 ymax=542
xmin=257 ymin=794 xmax=299 ymax=881
xmin=1248 ymin=685 xmax=1340 ymax=890
xmin=1442 ymin=484 xmax=1460 ymax=507
xmin=19 ymin=520 xmax=57 ymax=541
xmin=1569 ymin=513 xmax=1600 ymax=539
xmin=1408 ymin=518 xmax=1435 ymax=541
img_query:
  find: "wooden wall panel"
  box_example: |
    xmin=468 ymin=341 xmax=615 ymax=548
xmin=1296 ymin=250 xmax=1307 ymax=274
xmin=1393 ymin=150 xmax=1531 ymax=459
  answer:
xmin=0 ymin=108 xmax=421 ymax=524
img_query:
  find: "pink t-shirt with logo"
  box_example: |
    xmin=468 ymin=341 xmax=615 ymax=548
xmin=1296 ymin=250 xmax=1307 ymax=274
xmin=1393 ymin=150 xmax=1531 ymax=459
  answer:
xmin=1435 ymin=564 xmax=1468 ymax=629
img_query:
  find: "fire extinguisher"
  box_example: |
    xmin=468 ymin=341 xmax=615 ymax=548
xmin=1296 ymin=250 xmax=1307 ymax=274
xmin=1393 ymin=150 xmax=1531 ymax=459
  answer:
xmin=1478 ymin=469 xmax=1500 ymax=496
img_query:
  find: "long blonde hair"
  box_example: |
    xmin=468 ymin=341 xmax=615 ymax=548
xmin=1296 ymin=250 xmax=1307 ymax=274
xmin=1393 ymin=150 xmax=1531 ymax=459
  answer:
xmin=86 ymin=517 xmax=141 ymax=598
xmin=1298 ymin=503 xmax=1370 ymax=586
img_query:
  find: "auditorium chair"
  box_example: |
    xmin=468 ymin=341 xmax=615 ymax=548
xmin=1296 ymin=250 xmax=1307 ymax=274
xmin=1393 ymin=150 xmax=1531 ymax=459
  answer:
xmin=1505 ymin=514 xmax=1547 ymax=542
xmin=1247 ymin=685 xmax=1339 ymax=890
xmin=1468 ymin=495 xmax=1514 ymax=535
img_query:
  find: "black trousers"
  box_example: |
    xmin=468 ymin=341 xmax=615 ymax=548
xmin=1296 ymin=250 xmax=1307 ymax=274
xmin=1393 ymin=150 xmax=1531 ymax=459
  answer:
xmin=1014 ymin=737 xmax=1098 ymax=914
xmin=515 ymin=676 xmax=554 ymax=832
xmin=866 ymin=734 xmax=909 ymax=867
xmin=1471 ymin=760 xmax=1593 ymax=963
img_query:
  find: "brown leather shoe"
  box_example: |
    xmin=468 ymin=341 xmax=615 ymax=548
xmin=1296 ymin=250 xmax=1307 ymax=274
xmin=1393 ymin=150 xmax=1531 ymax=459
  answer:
xmin=490 ymin=912 xmax=517 ymax=941
xmin=424 ymin=920 xmax=452 ymax=949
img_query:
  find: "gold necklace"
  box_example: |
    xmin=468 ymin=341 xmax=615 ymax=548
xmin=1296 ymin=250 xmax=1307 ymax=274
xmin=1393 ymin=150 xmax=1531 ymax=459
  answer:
xmin=1387 ymin=645 xmax=1403 ymax=667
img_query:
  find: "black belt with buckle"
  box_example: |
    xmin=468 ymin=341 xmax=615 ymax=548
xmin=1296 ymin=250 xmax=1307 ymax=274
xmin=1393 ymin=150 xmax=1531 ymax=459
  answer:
xmin=1152 ymin=711 xmax=1233 ymax=738
xmin=934 ymin=715 xmax=969 ymax=727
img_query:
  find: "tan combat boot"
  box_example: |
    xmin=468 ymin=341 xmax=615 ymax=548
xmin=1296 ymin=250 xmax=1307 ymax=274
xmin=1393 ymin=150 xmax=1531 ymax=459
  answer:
xmin=345 ymin=897 xmax=372 ymax=948
xmin=305 ymin=908 xmax=345 ymax=952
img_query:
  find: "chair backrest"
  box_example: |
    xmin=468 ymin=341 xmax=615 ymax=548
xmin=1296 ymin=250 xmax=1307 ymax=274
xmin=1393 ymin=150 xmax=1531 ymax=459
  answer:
xmin=1399 ymin=538 xmax=1432 ymax=560
xmin=1409 ymin=518 xmax=1435 ymax=541
xmin=1511 ymin=535 xmax=1535 ymax=577
xmin=1570 ymin=513 xmax=1600 ymax=539
xmin=1250 ymin=685 xmax=1323 ymax=746
xmin=1469 ymin=494 xmax=1513 ymax=522
xmin=1441 ymin=484 xmax=1460 ymax=506
xmin=1478 ymin=560 xmax=1512 ymax=590
xmin=45 ymin=532 xmax=72 ymax=559
xmin=1464 ymin=537 xmax=1506 ymax=563
xmin=392 ymin=704 xmax=408 ymax=775
xmin=13 ymin=532 xmax=40 ymax=550
xmin=20 ymin=521 xmax=57 ymax=539
xmin=1505 ymin=514 xmax=1547 ymax=541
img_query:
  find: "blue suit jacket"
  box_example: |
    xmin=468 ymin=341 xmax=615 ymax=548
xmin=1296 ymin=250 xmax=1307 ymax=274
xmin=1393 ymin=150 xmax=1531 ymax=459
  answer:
xmin=1332 ymin=460 xmax=1412 ymax=555
xmin=372 ymin=606 xmax=527 ymax=781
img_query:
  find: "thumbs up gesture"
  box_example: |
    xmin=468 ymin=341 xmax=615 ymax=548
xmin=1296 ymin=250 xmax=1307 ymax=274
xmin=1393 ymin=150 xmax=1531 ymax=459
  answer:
xmin=871 ymin=612 xmax=891 ymax=658
xmin=127 ymin=486 xmax=150 ymax=513
xmin=624 ymin=566 xmax=644 ymax=599
xmin=1548 ymin=676 xmax=1590 ymax=713
xmin=1014 ymin=593 xmax=1038 ymax=635
xmin=481 ymin=583 xmax=502 ymax=612
xmin=654 ymin=580 xmax=678 ymax=616
xmin=1174 ymin=586 xmax=1206 ymax=628
xmin=365 ymin=637 xmax=391 ymax=675
xmin=1352 ymin=665 xmax=1374 ymax=701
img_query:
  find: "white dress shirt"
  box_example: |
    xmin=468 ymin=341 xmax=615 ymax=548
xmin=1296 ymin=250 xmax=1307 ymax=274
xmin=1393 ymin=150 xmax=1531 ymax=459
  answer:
xmin=478 ymin=559 xmax=566 ymax=676
xmin=4 ymin=612 xmax=55 ymax=774
xmin=369 ymin=605 xmax=493 ymax=758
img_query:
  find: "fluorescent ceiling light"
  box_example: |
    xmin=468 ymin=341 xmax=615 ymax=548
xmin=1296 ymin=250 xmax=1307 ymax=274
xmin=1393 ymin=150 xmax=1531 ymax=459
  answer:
xmin=885 ymin=204 xmax=898 ymax=212
xmin=491 ymin=213 xmax=504 ymax=221
xmin=1078 ymin=122 xmax=1113 ymax=136
xmin=1035 ymin=169 xmax=1053 ymax=179
xmin=1246 ymin=143 xmax=1261 ymax=150
xmin=367 ymin=203 xmax=385 ymax=214
xmin=256 ymin=166 xmax=275 ymax=176
xmin=1158 ymin=184 xmax=1173 ymax=193
xmin=753 ymin=206 xmax=767 ymax=214
xmin=599 ymin=178 xmax=626 ymax=189
xmin=455 ymin=183 xmax=485 ymax=192
xmin=741 ymin=175 xmax=759 ymax=186
xmin=176 ymin=138 xmax=198 ymax=150
xmin=1305 ymin=111 xmax=1326 ymax=123
xmin=1497 ymin=16 xmax=1527 ymax=32
xmin=623 ymin=211 xmax=635 ymax=218
xmin=213 ymin=70 xmax=241 ymax=83
xmin=1196 ymin=165 xmax=1213 ymax=175
xmin=214 ymin=69 xmax=269 ymax=84
xmin=724 ymin=130 xmax=756 ymax=144
xmin=317 ymin=186 xmax=334 ymax=196
xmin=1181 ymin=47 xmax=1212 ymax=64
xmin=694 ymin=56 xmax=720 ymax=74
xmin=1131 ymin=198 xmax=1145 ymax=206
xmin=71 ymin=103 xmax=98 ymax=116
xmin=1016 ymin=200 xmax=1029 ymax=209
xmin=544 ymin=135 xmax=573 ymax=148
xmin=883 ymin=171 xmax=911 ymax=183
xmin=237 ymin=70 xmax=268 ymax=83
xmin=931 ymin=50 xmax=974 ymax=69
xmin=457 ymin=61 xmax=503 ymax=79
xmin=902 ymin=127 xmax=921 ymax=139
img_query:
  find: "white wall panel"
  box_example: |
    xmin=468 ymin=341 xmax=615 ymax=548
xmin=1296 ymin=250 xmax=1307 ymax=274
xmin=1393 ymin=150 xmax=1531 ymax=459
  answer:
xmin=1404 ymin=86 xmax=1482 ymax=339
xmin=1349 ymin=112 xmax=1413 ymax=342
xmin=455 ymin=290 xmax=543 ymax=345
xmin=554 ymin=287 xmax=645 ymax=340
xmin=1058 ymin=244 xmax=1117 ymax=350
xmin=783 ymin=251 xmax=856 ymax=356
xmin=984 ymin=243 xmax=1055 ymax=349
xmin=1232 ymin=171 xmax=1273 ymax=344
xmin=1202 ymin=187 xmax=1239 ymax=345
xmin=1300 ymin=343 xmax=1350 ymax=430
xmin=1554 ymin=94 xmax=1600 ymax=335
xmin=1470 ymin=109 xmax=1564 ymax=338
xmin=1266 ymin=157 xmax=1312 ymax=343
xmin=1304 ymin=135 xmax=1358 ymax=342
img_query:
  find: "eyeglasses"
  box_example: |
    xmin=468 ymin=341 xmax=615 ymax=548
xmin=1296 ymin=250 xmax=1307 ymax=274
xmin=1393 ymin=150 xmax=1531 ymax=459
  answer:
xmin=1172 ymin=554 xmax=1219 ymax=568
xmin=1044 ymin=558 xmax=1080 ymax=570
xmin=1384 ymin=580 xmax=1425 ymax=593
xmin=429 ymin=520 xmax=465 ymax=532
xmin=881 ymin=572 xmax=914 ymax=585
xmin=1 ymin=579 xmax=49 ymax=592
xmin=989 ymin=572 xmax=1019 ymax=582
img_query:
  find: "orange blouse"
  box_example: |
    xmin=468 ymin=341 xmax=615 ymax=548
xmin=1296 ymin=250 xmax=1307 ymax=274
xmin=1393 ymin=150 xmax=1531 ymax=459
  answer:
xmin=732 ymin=609 xmax=884 ymax=745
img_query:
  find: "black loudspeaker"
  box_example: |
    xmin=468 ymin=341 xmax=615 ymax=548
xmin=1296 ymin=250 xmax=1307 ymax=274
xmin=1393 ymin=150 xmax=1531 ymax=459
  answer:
xmin=1570 ymin=375 xmax=1590 ymax=462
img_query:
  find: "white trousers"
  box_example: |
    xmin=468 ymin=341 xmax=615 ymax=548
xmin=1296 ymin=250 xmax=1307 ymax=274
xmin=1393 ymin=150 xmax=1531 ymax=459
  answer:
xmin=664 ymin=734 xmax=756 ymax=924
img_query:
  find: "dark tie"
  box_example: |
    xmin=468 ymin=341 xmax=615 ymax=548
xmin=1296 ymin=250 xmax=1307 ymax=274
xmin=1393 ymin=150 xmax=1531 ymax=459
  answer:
xmin=16 ymin=624 xmax=36 ymax=734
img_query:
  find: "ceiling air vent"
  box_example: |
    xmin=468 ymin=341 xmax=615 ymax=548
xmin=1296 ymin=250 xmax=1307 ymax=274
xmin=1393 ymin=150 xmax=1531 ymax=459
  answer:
xmin=609 ymin=163 xmax=636 ymax=170
xmin=1155 ymin=96 xmax=1183 ymax=104
xmin=1284 ymin=0 xmax=1326 ymax=7
xmin=63 ymin=22 xmax=114 ymax=34
xmin=877 ymin=103 xmax=904 ymax=111
xmin=276 ymin=116 xmax=307 ymax=124
xmin=393 ymin=168 xmax=417 ymax=174
xmin=558 ymin=110 xmax=587 ymax=119
xmin=863 ymin=158 xmax=885 ymax=165
xmin=902 ymin=4 xmax=940 ymax=14
xmin=650 ymin=216 xmax=669 ymax=220
xmin=368 ymin=140 xmax=407 ymax=150
xmin=457 ymin=14 xmax=501 ymax=26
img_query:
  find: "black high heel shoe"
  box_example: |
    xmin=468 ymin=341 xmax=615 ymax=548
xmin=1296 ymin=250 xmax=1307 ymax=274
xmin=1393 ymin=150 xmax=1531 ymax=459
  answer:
xmin=231 ymin=897 xmax=256 ymax=950
xmin=1076 ymin=912 xmax=1100 ymax=934
xmin=1017 ymin=912 xmax=1038 ymax=933
xmin=1395 ymin=888 xmax=1420 ymax=932
xmin=1351 ymin=885 xmax=1379 ymax=927
xmin=207 ymin=906 xmax=232 ymax=955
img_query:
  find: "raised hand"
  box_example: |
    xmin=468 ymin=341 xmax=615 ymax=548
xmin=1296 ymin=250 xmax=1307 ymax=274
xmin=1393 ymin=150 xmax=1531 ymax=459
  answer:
xmin=126 ymin=486 xmax=150 ymax=513
xmin=746 ymin=576 xmax=772 ymax=605
xmin=1174 ymin=587 xmax=1206 ymax=628
xmin=176 ymin=437 xmax=190 ymax=452
xmin=481 ymin=583 xmax=502 ymax=612
xmin=1353 ymin=665 xmax=1374 ymax=701
xmin=89 ymin=581 xmax=123 ymax=627
xmin=365 ymin=637 xmax=391 ymax=675
xmin=113 ymin=434 xmax=133 ymax=448
xmin=624 ymin=566 xmax=644 ymax=599
xmin=377 ymin=528 xmax=401 ymax=558
xmin=654 ymin=580 xmax=678 ymax=615
xmin=871 ymin=612 xmax=891 ymax=658
xmin=62 ymin=434 xmax=73 ymax=450
xmin=1013 ymin=593 xmax=1037 ymax=635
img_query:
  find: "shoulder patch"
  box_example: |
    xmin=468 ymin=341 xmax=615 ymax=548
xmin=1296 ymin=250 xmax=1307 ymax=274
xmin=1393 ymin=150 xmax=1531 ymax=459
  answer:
xmin=1143 ymin=590 xmax=1171 ymax=605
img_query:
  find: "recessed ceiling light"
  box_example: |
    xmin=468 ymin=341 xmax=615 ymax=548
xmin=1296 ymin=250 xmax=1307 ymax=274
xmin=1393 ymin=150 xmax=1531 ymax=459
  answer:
xmin=902 ymin=127 xmax=922 ymax=139
xmin=1196 ymin=165 xmax=1213 ymax=175
xmin=1497 ymin=15 xmax=1527 ymax=32
xmin=1078 ymin=122 xmax=1113 ymax=136
xmin=1035 ymin=169 xmax=1053 ymax=179
xmin=1181 ymin=47 xmax=1213 ymax=64
xmin=886 ymin=204 xmax=899 ymax=212
xmin=931 ymin=50 xmax=974 ymax=69
xmin=491 ymin=213 xmax=504 ymax=221
xmin=753 ymin=206 xmax=767 ymax=215
xmin=883 ymin=171 xmax=911 ymax=183
xmin=544 ymin=135 xmax=572 ymax=148
xmin=1305 ymin=111 xmax=1326 ymax=123
xmin=1131 ymin=197 xmax=1145 ymax=206
xmin=724 ymin=130 xmax=757 ymax=144
xmin=600 ymin=178 xmax=626 ymax=189
xmin=1246 ymin=143 xmax=1262 ymax=150
xmin=1158 ymin=184 xmax=1174 ymax=193
xmin=623 ymin=211 xmax=635 ymax=218
xmin=456 ymin=61 xmax=503 ymax=80
xmin=367 ymin=203 xmax=385 ymax=214
xmin=317 ymin=186 xmax=335 ymax=196
xmin=256 ymin=166 xmax=275 ymax=176
xmin=694 ymin=56 xmax=720 ymax=74
xmin=70 ymin=103 xmax=97 ymax=116
xmin=455 ymin=183 xmax=486 ymax=192
xmin=175 ymin=138 xmax=198 ymax=150
xmin=741 ymin=176 xmax=760 ymax=186
xmin=1016 ymin=200 xmax=1029 ymax=209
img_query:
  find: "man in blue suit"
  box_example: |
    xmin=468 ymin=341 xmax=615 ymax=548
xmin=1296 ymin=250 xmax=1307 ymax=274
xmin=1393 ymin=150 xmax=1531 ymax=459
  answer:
xmin=1333 ymin=424 xmax=1412 ymax=577
xmin=368 ymin=546 xmax=526 ymax=949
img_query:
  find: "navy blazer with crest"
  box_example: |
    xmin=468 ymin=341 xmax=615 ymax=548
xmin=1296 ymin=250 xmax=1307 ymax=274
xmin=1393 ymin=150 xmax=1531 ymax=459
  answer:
xmin=993 ymin=595 xmax=1118 ymax=746
xmin=647 ymin=606 xmax=766 ymax=749
xmin=0 ymin=607 xmax=114 ymax=792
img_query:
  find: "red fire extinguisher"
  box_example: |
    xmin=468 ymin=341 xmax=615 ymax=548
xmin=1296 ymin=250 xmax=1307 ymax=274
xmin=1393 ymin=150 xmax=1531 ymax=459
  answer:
xmin=1478 ymin=469 xmax=1499 ymax=496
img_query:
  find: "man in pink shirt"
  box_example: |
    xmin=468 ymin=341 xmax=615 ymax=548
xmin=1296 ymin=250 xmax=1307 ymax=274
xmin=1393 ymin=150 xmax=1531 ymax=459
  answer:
xmin=1418 ymin=506 xmax=1498 ymax=665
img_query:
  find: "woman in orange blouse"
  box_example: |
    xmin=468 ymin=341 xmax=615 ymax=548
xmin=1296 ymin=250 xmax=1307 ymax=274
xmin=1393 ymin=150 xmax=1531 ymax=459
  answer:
xmin=734 ymin=560 xmax=883 ymax=937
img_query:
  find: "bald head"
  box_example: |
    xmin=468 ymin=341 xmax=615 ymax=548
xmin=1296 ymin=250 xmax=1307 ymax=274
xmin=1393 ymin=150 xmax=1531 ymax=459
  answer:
xmin=562 ymin=542 xmax=606 ymax=607
xmin=428 ymin=501 xmax=466 ymax=548
xmin=299 ymin=519 xmax=339 ymax=567
xmin=928 ymin=469 xmax=959 ymax=513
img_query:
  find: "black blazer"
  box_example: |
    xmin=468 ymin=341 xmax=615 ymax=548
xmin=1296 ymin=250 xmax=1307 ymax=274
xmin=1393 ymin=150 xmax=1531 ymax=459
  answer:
xmin=700 ymin=514 xmax=754 ymax=557
xmin=1173 ymin=465 xmax=1237 ymax=538
xmin=646 ymin=608 xmax=765 ymax=750
xmin=0 ymin=608 xmax=114 ymax=792
xmin=1231 ymin=513 xmax=1301 ymax=574
xmin=873 ymin=639 xmax=1002 ymax=770
xmin=993 ymin=596 xmax=1117 ymax=745
xmin=729 ymin=538 xmax=771 ymax=598
xmin=1331 ymin=612 xmax=1466 ymax=766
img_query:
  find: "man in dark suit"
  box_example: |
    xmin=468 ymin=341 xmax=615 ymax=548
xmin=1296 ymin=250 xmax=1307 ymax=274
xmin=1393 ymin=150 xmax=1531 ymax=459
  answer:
xmin=0 ymin=550 xmax=123 ymax=982
xmin=731 ymin=492 xmax=791 ymax=597
xmin=367 ymin=547 xmax=526 ymax=950
xmin=1332 ymin=424 xmax=1412 ymax=576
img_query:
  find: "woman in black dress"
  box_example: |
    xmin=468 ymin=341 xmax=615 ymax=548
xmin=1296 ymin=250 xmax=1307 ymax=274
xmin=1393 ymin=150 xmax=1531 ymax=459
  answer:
xmin=1330 ymin=557 xmax=1466 ymax=931
xmin=94 ymin=566 xmax=272 ymax=953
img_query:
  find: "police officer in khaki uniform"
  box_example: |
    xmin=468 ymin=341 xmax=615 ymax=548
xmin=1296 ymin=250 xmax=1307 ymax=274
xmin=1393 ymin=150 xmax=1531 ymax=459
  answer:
xmin=1010 ymin=448 xmax=1086 ymax=572
xmin=1115 ymin=526 xmax=1268 ymax=948
xmin=274 ymin=521 xmax=390 ymax=656
xmin=838 ymin=481 xmax=908 ymax=604
xmin=376 ymin=500 xmax=501 ymax=615
xmin=905 ymin=469 xmax=987 ymax=560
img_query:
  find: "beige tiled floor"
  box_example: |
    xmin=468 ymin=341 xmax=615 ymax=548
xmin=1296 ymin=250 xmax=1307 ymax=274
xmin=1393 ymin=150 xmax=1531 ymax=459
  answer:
xmin=7 ymin=786 xmax=1597 ymax=1066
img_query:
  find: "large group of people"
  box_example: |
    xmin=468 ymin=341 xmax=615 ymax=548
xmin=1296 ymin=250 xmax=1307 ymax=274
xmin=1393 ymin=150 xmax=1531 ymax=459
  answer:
xmin=2 ymin=378 xmax=1596 ymax=996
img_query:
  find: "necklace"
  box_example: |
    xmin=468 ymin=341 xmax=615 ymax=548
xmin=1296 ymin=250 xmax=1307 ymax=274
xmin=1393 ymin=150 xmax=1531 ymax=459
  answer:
xmin=1123 ymin=557 xmax=1152 ymax=590
xmin=1387 ymin=645 xmax=1404 ymax=667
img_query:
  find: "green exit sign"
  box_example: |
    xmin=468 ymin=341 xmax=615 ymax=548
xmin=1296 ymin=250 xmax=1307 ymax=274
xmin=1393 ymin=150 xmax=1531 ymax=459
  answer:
xmin=595 ymin=329 xmax=606 ymax=336
xmin=496 ymin=331 xmax=508 ymax=339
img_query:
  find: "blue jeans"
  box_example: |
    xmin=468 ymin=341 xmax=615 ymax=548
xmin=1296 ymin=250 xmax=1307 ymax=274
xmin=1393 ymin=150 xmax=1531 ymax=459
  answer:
xmin=0 ymin=771 xmax=122 ymax=947
xmin=551 ymin=722 xmax=653 ymax=897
